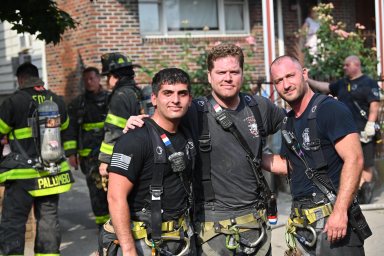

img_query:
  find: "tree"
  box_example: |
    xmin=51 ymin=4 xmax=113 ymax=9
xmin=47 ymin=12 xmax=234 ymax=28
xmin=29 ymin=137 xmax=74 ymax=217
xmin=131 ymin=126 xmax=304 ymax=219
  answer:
xmin=0 ymin=0 xmax=78 ymax=45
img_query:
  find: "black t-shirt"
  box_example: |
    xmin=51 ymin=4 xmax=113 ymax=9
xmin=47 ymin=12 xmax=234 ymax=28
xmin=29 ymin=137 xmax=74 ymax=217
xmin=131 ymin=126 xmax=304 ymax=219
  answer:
xmin=184 ymin=94 xmax=285 ymax=209
xmin=281 ymin=94 xmax=358 ymax=199
xmin=329 ymin=75 xmax=380 ymax=131
xmin=108 ymin=120 xmax=192 ymax=219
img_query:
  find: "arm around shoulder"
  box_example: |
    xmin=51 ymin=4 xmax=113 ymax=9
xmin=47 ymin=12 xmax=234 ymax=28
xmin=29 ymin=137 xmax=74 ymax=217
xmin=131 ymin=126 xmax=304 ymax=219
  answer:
xmin=307 ymin=78 xmax=331 ymax=94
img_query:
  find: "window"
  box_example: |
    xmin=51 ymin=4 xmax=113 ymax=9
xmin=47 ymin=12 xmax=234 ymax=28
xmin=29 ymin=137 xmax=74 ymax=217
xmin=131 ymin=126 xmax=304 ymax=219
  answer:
xmin=138 ymin=0 xmax=249 ymax=36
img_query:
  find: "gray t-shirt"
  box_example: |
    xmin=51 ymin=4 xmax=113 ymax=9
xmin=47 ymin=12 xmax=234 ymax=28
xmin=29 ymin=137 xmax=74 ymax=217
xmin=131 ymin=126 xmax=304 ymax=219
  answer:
xmin=187 ymin=94 xmax=285 ymax=210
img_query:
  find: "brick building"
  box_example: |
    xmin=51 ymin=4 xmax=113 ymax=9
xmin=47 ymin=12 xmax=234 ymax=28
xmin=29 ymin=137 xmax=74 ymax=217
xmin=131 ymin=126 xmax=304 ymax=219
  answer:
xmin=0 ymin=0 xmax=381 ymax=102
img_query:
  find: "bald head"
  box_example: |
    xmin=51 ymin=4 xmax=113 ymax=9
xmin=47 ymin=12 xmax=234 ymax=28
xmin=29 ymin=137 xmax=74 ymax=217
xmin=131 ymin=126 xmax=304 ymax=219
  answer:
xmin=344 ymin=55 xmax=362 ymax=79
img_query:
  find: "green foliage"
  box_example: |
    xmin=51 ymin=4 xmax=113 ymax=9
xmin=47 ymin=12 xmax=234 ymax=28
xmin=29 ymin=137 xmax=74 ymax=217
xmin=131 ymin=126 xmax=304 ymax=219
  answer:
xmin=0 ymin=0 xmax=78 ymax=45
xmin=303 ymin=3 xmax=378 ymax=81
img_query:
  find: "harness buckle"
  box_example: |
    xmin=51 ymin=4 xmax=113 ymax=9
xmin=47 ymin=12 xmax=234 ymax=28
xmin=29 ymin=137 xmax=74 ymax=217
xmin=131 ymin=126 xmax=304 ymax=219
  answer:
xmin=305 ymin=169 xmax=314 ymax=179
xmin=150 ymin=186 xmax=163 ymax=200
xmin=198 ymin=134 xmax=212 ymax=152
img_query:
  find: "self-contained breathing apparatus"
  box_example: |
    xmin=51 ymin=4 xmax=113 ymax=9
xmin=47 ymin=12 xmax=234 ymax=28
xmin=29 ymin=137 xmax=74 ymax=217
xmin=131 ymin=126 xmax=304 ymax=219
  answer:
xmin=281 ymin=94 xmax=371 ymax=253
xmin=28 ymin=99 xmax=64 ymax=174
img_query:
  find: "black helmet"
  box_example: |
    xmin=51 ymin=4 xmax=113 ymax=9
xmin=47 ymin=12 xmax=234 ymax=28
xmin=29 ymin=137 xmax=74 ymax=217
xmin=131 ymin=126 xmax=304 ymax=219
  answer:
xmin=100 ymin=52 xmax=141 ymax=76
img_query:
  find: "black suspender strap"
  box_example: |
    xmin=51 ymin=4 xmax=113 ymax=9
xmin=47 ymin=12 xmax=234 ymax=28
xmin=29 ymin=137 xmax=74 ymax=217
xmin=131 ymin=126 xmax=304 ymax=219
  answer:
xmin=195 ymin=99 xmax=215 ymax=201
xmin=145 ymin=119 xmax=167 ymax=241
xmin=307 ymin=94 xmax=328 ymax=170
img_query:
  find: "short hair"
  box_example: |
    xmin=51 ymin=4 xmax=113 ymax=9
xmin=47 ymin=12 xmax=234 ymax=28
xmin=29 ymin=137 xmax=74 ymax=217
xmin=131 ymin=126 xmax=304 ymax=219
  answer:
xmin=16 ymin=62 xmax=39 ymax=78
xmin=270 ymin=55 xmax=302 ymax=74
xmin=82 ymin=67 xmax=100 ymax=76
xmin=207 ymin=43 xmax=244 ymax=72
xmin=152 ymin=68 xmax=191 ymax=95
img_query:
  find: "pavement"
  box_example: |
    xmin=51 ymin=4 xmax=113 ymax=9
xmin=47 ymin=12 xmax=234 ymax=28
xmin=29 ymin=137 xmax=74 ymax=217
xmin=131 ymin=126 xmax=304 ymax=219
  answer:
xmin=23 ymin=170 xmax=384 ymax=255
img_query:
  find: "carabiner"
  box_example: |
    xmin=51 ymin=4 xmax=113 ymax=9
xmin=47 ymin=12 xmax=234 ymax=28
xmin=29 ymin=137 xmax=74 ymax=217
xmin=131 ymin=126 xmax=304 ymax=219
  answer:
xmin=145 ymin=236 xmax=190 ymax=256
xmin=235 ymin=224 xmax=266 ymax=248
xmin=291 ymin=223 xmax=317 ymax=247
xmin=162 ymin=236 xmax=190 ymax=256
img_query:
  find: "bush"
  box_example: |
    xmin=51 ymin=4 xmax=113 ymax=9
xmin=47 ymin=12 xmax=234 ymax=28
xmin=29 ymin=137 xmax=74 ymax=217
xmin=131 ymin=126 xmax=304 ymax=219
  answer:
xmin=302 ymin=3 xmax=378 ymax=81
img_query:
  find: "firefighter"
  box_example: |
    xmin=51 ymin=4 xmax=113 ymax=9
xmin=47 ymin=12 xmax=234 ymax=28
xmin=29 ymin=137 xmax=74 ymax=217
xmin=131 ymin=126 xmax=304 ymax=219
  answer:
xmin=265 ymin=56 xmax=368 ymax=255
xmin=98 ymin=53 xmax=142 ymax=178
xmin=99 ymin=68 xmax=195 ymax=256
xmin=0 ymin=62 xmax=74 ymax=255
xmin=67 ymin=67 xmax=110 ymax=227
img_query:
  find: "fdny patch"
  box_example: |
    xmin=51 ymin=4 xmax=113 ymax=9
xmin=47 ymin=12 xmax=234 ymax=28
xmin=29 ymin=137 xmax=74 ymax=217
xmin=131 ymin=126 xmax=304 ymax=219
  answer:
xmin=111 ymin=153 xmax=132 ymax=170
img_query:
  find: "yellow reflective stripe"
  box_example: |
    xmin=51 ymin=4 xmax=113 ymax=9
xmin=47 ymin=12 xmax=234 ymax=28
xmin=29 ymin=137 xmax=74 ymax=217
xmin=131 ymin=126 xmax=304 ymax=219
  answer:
xmin=35 ymin=254 xmax=60 ymax=256
xmin=0 ymin=161 xmax=70 ymax=183
xmin=60 ymin=116 xmax=69 ymax=131
xmin=8 ymin=127 xmax=33 ymax=140
xmin=82 ymin=122 xmax=104 ymax=131
xmin=64 ymin=140 xmax=77 ymax=150
xmin=105 ymin=113 xmax=126 ymax=129
xmin=78 ymin=148 xmax=92 ymax=157
xmin=0 ymin=118 xmax=12 ymax=134
xmin=28 ymin=183 xmax=72 ymax=197
xmin=100 ymin=142 xmax=113 ymax=155
xmin=95 ymin=214 xmax=110 ymax=225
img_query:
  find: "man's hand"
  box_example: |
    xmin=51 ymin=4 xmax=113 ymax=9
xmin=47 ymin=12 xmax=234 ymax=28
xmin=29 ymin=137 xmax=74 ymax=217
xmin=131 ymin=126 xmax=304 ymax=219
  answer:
xmin=323 ymin=208 xmax=348 ymax=243
xmin=364 ymin=121 xmax=376 ymax=137
xmin=123 ymin=114 xmax=149 ymax=133
xmin=68 ymin=154 xmax=79 ymax=170
xmin=99 ymin=162 xmax=109 ymax=177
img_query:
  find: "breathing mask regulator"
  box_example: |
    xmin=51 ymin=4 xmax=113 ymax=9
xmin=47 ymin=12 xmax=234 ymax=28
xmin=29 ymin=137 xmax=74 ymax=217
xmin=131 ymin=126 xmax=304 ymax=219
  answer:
xmin=29 ymin=100 xmax=64 ymax=174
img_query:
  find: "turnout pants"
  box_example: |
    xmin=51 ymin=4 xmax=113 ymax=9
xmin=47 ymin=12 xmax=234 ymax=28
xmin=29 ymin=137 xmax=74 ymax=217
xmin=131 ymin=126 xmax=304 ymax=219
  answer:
xmin=80 ymin=157 xmax=109 ymax=225
xmin=0 ymin=180 xmax=61 ymax=255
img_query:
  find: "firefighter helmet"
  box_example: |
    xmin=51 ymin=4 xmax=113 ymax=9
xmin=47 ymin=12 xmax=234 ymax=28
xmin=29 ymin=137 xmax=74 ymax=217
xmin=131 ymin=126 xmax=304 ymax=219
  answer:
xmin=100 ymin=52 xmax=141 ymax=76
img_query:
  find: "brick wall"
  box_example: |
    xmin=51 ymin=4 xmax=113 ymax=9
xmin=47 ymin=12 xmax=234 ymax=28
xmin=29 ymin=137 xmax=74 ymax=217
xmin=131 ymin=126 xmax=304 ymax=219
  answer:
xmin=46 ymin=0 xmax=268 ymax=102
xmin=46 ymin=0 xmax=370 ymax=101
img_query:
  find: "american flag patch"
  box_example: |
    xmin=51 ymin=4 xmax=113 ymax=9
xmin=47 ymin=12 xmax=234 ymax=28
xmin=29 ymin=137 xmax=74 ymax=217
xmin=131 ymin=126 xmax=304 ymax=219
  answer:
xmin=110 ymin=153 xmax=131 ymax=170
xmin=161 ymin=134 xmax=171 ymax=146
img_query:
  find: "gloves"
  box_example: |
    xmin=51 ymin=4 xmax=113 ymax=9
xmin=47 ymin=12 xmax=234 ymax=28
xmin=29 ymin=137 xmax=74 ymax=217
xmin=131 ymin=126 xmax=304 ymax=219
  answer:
xmin=364 ymin=121 xmax=376 ymax=137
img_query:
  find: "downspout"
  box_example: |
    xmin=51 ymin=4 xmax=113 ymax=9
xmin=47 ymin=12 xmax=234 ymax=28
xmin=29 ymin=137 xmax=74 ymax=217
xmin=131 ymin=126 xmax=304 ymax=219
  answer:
xmin=262 ymin=0 xmax=276 ymax=102
xmin=375 ymin=0 xmax=384 ymax=86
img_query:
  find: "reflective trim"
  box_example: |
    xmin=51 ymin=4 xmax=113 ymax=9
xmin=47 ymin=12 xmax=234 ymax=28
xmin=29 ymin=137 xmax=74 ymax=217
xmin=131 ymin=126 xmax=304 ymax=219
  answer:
xmin=60 ymin=116 xmax=70 ymax=131
xmin=95 ymin=214 xmax=110 ymax=225
xmin=0 ymin=161 xmax=70 ymax=183
xmin=0 ymin=118 xmax=12 ymax=134
xmin=35 ymin=254 xmax=60 ymax=256
xmin=78 ymin=148 xmax=92 ymax=157
xmin=28 ymin=183 xmax=72 ymax=197
xmin=105 ymin=113 xmax=126 ymax=129
xmin=64 ymin=140 xmax=77 ymax=150
xmin=82 ymin=122 xmax=104 ymax=131
xmin=8 ymin=127 xmax=33 ymax=140
xmin=100 ymin=142 xmax=113 ymax=155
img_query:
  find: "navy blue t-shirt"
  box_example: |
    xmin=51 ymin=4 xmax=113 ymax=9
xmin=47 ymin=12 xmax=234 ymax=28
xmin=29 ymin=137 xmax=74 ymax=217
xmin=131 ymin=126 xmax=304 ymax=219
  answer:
xmin=329 ymin=75 xmax=380 ymax=131
xmin=281 ymin=94 xmax=358 ymax=199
